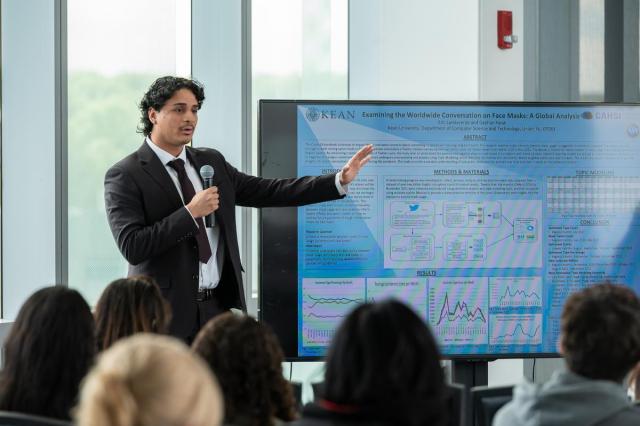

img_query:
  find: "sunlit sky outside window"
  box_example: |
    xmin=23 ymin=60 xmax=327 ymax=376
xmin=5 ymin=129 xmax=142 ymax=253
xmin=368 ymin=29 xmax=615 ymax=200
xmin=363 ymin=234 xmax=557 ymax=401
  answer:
xmin=67 ymin=0 xmax=190 ymax=304
xmin=252 ymin=0 xmax=347 ymax=76
xmin=68 ymin=0 xmax=190 ymax=76
xmin=250 ymin=0 xmax=348 ymax=297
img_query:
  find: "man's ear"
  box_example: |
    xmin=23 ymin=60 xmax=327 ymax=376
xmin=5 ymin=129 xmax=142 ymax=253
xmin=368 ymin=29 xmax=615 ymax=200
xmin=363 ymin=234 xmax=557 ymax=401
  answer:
xmin=148 ymin=108 xmax=158 ymax=125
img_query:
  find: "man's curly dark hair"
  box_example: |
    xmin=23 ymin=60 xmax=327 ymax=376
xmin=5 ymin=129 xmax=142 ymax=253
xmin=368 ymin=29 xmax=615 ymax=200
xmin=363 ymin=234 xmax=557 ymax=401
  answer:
xmin=138 ymin=76 xmax=205 ymax=136
xmin=192 ymin=313 xmax=297 ymax=426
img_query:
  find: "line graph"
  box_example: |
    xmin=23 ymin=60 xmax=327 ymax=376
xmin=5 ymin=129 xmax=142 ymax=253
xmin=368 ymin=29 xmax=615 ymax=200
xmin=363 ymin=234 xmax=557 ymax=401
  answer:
xmin=490 ymin=314 xmax=542 ymax=345
xmin=490 ymin=277 xmax=542 ymax=308
xmin=306 ymin=295 xmax=364 ymax=309
xmin=436 ymin=293 xmax=487 ymax=325
xmin=304 ymin=312 xmax=348 ymax=319
xmin=498 ymin=287 xmax=540 ymax=305
xmin=494 ymin=324 xmax=540 ymax=340
xmin=429 ymin=278 xmax=489 ymax=345
xmin=301 ymin=278 xmax=365 ymax=347
xmin=366 ymin=278 xmax=428 ymax=321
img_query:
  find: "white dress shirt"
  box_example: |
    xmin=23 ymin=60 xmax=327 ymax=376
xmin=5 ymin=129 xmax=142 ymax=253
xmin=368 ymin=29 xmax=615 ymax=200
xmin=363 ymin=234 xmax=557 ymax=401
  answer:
xmin=146 ymin=138 xmax=224 ymax=289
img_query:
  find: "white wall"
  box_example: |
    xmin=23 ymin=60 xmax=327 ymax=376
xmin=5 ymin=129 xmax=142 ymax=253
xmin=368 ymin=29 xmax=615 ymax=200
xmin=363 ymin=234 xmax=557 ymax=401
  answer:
xmin=349 ymin=0 xmax=525 ymax=101
xmin=2 ymin=0 xmax=60 ymax=319
xmin=349 ymin=0 xmax=480 ymax=100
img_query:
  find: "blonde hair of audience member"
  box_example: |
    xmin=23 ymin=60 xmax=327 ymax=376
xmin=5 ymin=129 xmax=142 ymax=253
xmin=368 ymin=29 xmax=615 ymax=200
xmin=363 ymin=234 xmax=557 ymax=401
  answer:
xmin=75 ymin=333 xmax=223 ymax=426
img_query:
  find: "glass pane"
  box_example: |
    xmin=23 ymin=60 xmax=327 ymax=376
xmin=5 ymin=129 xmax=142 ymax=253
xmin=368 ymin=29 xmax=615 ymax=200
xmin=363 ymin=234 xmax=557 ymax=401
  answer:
xmin=251 ymin=0 xmax=348 ymax=296
xmin=67 ymin=0 xmax=191 ymax=304
xmin=579 ymin=0 xmax=605 ymax=101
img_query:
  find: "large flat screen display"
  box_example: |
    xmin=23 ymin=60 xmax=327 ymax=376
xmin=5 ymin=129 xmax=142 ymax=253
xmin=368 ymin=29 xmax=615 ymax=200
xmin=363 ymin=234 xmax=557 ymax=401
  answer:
xmin=259 ymin=101 xmax=640 ymax=360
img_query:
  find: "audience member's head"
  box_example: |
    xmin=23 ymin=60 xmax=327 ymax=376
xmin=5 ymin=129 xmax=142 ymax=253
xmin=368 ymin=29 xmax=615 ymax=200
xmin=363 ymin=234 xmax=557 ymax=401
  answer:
xmin=193 ymin=313 xmax=296 ymax=426
xmin=322 ymin=300 xmax=447 ymax=426
xmin=560 ymin=282 xmax=640 ymax=382
xmin=0 ymin=286 xmax=95 ymax=420
xmin=76 ymin=333 xmax=223 ymax=426
xmin=94 ymin=276 xmax=171 ymax=351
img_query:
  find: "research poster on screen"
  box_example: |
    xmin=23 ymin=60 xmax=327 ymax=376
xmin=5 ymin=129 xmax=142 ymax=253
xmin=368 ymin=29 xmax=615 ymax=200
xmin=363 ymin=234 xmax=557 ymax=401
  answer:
xmin=295 ymin=104 xmax=640 ymax=357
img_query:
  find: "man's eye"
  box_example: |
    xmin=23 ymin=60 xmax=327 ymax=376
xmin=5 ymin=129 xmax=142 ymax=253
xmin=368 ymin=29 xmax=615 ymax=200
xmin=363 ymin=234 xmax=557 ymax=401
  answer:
xmin=175 ymin=107 xmax=184 ymax=112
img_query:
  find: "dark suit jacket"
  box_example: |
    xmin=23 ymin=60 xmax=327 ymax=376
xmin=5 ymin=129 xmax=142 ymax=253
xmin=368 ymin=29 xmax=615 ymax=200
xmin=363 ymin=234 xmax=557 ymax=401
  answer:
xmin=104 ymin=142 xmax=344 ymax=338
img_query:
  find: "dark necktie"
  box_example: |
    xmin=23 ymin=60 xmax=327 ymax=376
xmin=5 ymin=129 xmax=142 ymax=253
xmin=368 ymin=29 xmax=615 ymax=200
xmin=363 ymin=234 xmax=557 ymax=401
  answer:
xmin=168 ymin=159 xmax=212 ymax=263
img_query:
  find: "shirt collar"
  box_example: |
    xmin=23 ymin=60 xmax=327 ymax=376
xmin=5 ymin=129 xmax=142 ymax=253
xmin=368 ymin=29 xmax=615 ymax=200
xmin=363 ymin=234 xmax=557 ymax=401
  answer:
xmin=145 ymin=137 xmax=188 ymax=166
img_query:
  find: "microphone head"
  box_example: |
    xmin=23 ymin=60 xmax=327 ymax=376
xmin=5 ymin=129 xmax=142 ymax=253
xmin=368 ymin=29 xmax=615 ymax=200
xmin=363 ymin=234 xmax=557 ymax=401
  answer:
xmin=200 ymin=165 xmax=215 ymax=179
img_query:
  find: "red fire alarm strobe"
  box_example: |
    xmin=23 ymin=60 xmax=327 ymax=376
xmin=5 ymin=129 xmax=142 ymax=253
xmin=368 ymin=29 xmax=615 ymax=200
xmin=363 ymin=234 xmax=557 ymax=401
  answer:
xmin=498 ymin=10 xmax=518 ymax=49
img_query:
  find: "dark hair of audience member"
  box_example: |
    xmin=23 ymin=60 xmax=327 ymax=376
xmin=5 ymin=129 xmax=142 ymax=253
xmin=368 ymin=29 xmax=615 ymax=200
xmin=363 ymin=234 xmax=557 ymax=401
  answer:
xmin=561 ymin=282 xmax=640 ymax=382
xmin=94 ymin=276 xmax=171 ymax=351
xmin=192 ymin=313 xmax=296 ymax=426
xmin=322 ymin=300 xmax=447 ymax=426
xmin=138 ymin=76 xmax=205 ymax=136
xmin=0 ymin=286 xmax=95 ymax=420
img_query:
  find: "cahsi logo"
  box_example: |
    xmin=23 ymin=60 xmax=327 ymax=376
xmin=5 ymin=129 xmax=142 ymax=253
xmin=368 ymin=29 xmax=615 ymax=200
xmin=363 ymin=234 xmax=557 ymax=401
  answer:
xmin=305 ymin=107 xmax=355 ymax=122
xmin=627 ymin=124 xmax=639 ymax=138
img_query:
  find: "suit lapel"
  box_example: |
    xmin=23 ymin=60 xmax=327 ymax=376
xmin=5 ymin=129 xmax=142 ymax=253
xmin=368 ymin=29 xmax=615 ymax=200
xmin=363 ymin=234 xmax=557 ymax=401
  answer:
xmin=137 ymin=142 xmax=183 ymax=209
xmin=186 ymin=146 xmax=221 ymax=187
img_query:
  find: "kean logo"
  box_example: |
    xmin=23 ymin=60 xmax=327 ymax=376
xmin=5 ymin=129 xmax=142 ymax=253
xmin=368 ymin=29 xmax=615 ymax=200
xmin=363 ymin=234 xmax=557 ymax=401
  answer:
xmin=306 ymin=108 xmax=355 ymax=121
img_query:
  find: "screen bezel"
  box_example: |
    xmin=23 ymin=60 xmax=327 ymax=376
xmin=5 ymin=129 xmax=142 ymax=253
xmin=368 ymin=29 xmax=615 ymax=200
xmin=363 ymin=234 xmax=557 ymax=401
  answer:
xmin=258 ymin=99 xmax=640 ymax=361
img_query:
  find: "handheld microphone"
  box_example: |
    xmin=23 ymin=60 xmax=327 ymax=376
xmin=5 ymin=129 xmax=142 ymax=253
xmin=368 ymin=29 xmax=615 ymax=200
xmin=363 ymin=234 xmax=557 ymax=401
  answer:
xmin=199 ymin=165 xmax=216 ymax=227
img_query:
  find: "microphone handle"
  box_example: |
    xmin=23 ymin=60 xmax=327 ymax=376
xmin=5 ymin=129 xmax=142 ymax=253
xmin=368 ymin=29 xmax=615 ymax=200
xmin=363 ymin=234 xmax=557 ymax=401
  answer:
xmin=203 ymin=178 xmax=215 ymax=228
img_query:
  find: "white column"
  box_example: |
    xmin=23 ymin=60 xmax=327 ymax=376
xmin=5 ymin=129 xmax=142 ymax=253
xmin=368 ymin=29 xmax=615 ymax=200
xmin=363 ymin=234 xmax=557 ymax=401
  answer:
xmin=192 ymin=0 xmax=255 ymax=314
xmin=1 ymin=0 xmax=64 ymax=319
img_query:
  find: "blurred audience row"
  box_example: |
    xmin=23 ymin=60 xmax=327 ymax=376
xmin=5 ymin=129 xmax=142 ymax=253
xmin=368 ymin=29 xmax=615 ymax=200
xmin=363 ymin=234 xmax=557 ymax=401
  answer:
xmin=0 ymin=278 xmax=638 ymax=426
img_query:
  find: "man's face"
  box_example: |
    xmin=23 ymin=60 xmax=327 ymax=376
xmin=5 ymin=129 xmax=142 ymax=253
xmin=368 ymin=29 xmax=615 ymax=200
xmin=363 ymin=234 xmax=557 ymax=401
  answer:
xmin=148 ymin=88 xmax=199 ymax=152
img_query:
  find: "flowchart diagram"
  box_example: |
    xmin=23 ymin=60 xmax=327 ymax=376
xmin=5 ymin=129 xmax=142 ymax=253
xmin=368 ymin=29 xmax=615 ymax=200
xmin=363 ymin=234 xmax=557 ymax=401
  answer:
xmin=384 ymin=200 xmax=542 ymax=269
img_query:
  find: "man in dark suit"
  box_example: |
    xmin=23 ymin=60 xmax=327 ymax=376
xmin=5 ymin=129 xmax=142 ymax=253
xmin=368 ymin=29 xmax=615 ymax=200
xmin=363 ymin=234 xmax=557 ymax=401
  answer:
xmin=104 ymin=76 xmax=373 ymax=341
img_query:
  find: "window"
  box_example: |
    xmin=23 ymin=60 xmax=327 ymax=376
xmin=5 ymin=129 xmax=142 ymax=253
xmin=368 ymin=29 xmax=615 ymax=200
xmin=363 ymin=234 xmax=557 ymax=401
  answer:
xmin=67 ymin=0 xmax=191 ymax=303
xmin=250 ymin=0 xmax=348 ymax=297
